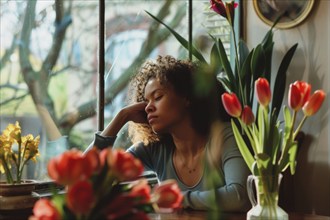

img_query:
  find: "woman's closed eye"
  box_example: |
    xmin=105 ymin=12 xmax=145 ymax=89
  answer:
xmin=155 ymin=95 xmax=163 ymax=101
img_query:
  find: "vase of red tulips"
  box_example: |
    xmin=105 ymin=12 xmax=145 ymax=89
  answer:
xmin=221 ymin=78 xmax=326 ymax=219
xmin=29 ymin=147 xmax=183 ymax=220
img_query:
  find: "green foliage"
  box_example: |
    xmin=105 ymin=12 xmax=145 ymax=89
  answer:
xmin=146 ymin=9 xmax=301 ymax=177
xmin=145 ymin=10 xmax=298 ymax=123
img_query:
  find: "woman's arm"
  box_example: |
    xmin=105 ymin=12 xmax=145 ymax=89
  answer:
xmin=183 ymin=124 xmax=251 ymax=212
xmin=85 ymin=102 xmax=148 ymax=151
xmin=184 ymin=155 xmax=251 ymax=212
xmin=102 ymin=102 xmax=148 ymax=136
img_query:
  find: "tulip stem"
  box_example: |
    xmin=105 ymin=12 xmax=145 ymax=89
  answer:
xmin=240 ymin=120 xmax=258 ymax=155
xmin=293 ymin=115 xmax=308 ymax=139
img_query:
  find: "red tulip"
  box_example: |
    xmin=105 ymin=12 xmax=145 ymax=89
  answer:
xmin=152 ymin=179 xmax=183 ymax=209
xmin=31 ymin=199 xmax=61 ymax=220
xmin=47 ymin=149 xmax=88 ymax=186
xmin=107 ymin=149 xmax=144 ymax=181
xmin=241 ymin=105 xmax=255 ymax=125
xmin=302 ymin=90 xmax=326 ymax=116
xmin=84 ymin=147 xmax=101 ymax=175
xmin=255 ymin=78 xmax=271 ymax=107
xmin=221 ymin=92 xmax=242 ymax=118
xmin=210 ymin=0 xmax=238 ymax=25
xmin=129 ymin=179 xmax=151 ymax=204
xmin=288 ymin=81 xmax=311 ymax=111
xmin=99 ymin=148 xmax=109 ymax=167
xmin=67 ymin=180 xmax=95 ymax=214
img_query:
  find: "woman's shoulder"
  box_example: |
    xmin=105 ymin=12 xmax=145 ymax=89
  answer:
xmin=128 ymin=139 xmax=174 ymax=156
xmin=212 ymin=121 xmax=233 ymax=141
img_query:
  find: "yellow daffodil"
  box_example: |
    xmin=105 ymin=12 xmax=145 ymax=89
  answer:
xmin=22 ymin=134 xmax=40 ymax=162
xmin=0 ymin=121 xmax=40 ymax=183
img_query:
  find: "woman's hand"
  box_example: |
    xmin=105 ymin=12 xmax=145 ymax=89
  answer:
xmin=101 ymin=102 xmax=148 ymax=137
xmin=122 ymin=102 xmax=148 ymax=124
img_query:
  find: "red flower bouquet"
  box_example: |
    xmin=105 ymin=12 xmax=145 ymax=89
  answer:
xmin=29 ymin=148 xmax=183 ymax=220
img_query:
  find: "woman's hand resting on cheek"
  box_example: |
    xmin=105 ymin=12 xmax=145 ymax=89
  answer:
xmin=121 ymin=102 xmax=149 ymax=124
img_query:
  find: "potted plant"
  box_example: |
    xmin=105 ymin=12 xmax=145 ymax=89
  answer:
xmin=0 ymin=121 xmax=40 ymax=211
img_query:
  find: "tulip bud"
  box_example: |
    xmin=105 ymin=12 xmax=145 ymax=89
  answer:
xmin=302 ymin=90 xmax=326 ymax=116
xmin=255 ymin=78 xmax=271 ymax=107
xmin=221 ymin=92 xmax=242 ymax=118
xmin=225 ymin=1 xmax=238 ymax=26
xmin=152 ymin=179 xmax=183 ymax=209
xmin=108 ymin=149 xmax=144 ymax=181
xmin=210 ymin=0 xmax=226 ymax=18
xmin=241 ymin=105 xmax=255 ymax=125
xmin=32 ymin=199 xmax=61 ymax=220
xmin=47 ymin=149 xmax=87 ymax=186
xmin=129 ymin=179 xmax=151 ymax=204
xmin=210 ymin=0 xmax=238 ymax=26
xmin=67 ymin=180 xmax=95 ymax=215
xmin=288 ymin=81 xmax=311 ymax=111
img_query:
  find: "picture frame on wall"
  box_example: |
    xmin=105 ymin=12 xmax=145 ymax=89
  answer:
xmin=253 ymin=0 xmax=315 ymax=29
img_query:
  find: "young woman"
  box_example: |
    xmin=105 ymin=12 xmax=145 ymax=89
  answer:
xmin=91 ymin=55 xmax=250 ymax=212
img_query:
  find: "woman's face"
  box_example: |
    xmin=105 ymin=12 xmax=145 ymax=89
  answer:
xmin=144 ymin=78 xmax=189 ymax=133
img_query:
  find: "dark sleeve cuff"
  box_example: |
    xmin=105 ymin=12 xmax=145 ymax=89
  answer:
xmin=93 ymin=131 xmax=117 ymax=150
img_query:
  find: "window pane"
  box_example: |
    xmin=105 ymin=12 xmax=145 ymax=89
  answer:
xmin=0 ymin=0 xmax=237 ymax=181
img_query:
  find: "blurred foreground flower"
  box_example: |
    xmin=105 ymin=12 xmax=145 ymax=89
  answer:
xmin=30 ymin=147 xmax=183 ymax=220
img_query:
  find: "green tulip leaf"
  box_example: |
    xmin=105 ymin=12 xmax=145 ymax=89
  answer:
xmin=240 ymin=51 xmax=254 ymax=106
xmin=231 ymin=120 xmax=254 ymax=172
xmin=239 ymin=40 xmax=250 ymax=69
xmin=256 ymin=153 xmax=271 ymax=171
xmin=271 ymin=43 xmax=298 ymax=119
xmin=261 ymin=13 xmax=282 ymax=46
xmin=283 ymin=106 xmax=292 ymax=141
xmin=210 ymin=42 xmax=222 ymax=74
xmin=279 ymin=152 xmax=290 ymax=172
xmin=257 ymin=106 xmax=266 ymax=153
xmin=218 ymin=76 xmax=232 ymax=93
xmin=145 ymin=10 xmax=206 ymax=63
xmin=270 ymin=118 xmax=281 ymax=164
xmin=212 ymin=36 xmax=236 ymax=92
xmin=251 ymin=45 xmax=266 ymax=81
xmin=288 ymin=142 xmax=298 ymax=175
xmin=262 ymin=27 xmax=274 ymax=48
xmin=251 ymin=161 xmax=260 ymax=176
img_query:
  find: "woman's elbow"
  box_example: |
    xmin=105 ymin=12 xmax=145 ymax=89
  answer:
xmin=221 ymin=184 xmax=251 ymax=212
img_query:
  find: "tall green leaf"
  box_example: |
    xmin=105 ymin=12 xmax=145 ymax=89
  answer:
xmin=262 ymin=42 xmax=274 ymax=83
xmin=145 ymin=10 xmax=206 ymax=62
xmin=240 ymin=51 xmax=253 ymax=106
xmin=271 ymin=43 xmax=298 ymax=119
xmin=251 ymin=45 xmax=266 ymax=80
xmin=210 ymin=42 xmax=222 ymax=74
xmin=213 ymin=36 xmax=236 ymax=93
xmin=231 ymin=120 xmax=254 ymax=172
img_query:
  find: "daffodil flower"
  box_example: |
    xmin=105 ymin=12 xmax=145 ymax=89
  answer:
xmin=0 ymin=121 xmax=40 ymax=184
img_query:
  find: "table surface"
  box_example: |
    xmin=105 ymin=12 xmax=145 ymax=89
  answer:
xmin=148 ymin=210 xmax=330 ymax=220
xmin=1 ymin=208 xmax=329 ymax=220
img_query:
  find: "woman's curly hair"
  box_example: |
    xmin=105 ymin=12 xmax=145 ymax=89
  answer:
xmin=127 ymin=55 xmax=229 ymax=145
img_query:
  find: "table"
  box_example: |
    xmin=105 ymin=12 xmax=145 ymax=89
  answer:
xmin=148 ymin=210 xmax=330 ymax=220
xmin=1 ymin=209 xmax=329 ymax=220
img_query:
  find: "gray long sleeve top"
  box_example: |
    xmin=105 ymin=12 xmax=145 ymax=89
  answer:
xmin=92 ymin=123 xmax=251 ymax=212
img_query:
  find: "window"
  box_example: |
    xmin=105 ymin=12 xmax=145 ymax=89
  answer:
xmin=0 ymin=0 xmax=239 ymax=181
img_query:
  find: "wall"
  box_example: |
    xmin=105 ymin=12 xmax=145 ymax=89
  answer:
xmin=245 ymin=0 xmax=330 ymax=216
